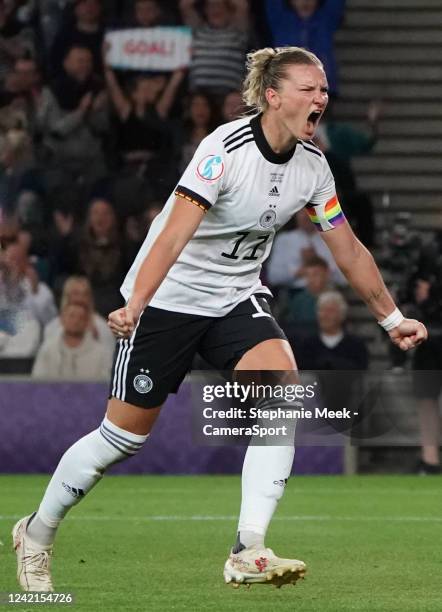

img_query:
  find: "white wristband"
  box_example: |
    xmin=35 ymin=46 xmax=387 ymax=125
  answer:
xmin=378 ymin=308 xmax=405 ymax=331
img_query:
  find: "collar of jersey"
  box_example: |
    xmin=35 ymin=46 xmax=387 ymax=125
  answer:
xmin=250 ymin=114 xmax=297 ymax=164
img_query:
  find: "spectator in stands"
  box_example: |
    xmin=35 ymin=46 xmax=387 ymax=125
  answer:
xmin=221 ymin=89 xmax=246 ymax=122
xmin=176 ymin=91 xmax=218 ymax=173
xmin=44 ymin=274 xmax=115 ymax=354
xmin=0 ymin=128 xmax=45 ymax=224
xmin=0 ymin=104 xmax=27 ymax=132
xmin=0 ymin=240 xmax=41 ymax=358
xmin=47 ymin=197 xmax=81 ymax=285
xmin=314 ymin=100 xmax=381 ymax=246
xmin=34 ymin=0 xmax=66 ymax=63
xmin=0 ymin=0 xmax=34 ymax=84
xmin=414 ymin=331 xmax=442 ymax=475
xmin=124 ymin=199 xmax=163 ymax=259
xmin=50 ymin=0 xmax=104 ymax=77
xmin=51 ymin=45 xmax=105 ymax=111
xmin=264 ymin=0 xmax=345 ymax=96
xmin=3 ymin=239 xmax=57 ymax=327
xmin=104 ymin=0 xmax=175 ymax=31
xmin=13 ymin=56 xmax=41 ymax=97
xmin=266 ymin=208 xmax=347 ymax=293
xmin=296 ymin=290 xmax=368 ymax=434
xmin=398 ymin=232 xmax=442 ymax=474
xmin=283 ymin=254 xmax=332 ymax=341
xmin=36 ymin=45 xmax=108 ymax=183
xmin=0 ymin=211 xmax=19 ymax=247
xmin=296 ymin=290 xmax=368 ymax=370
xmin=180 ymin=0 xmax=250 ymax=97
xmin=129 ymin=0 xmax=169 ymax=27
xmin=32 ymin=300 xmax=112 ymax=380
xmin=7 ymin=57 xmax=48 ymax=145
xmin=0 ymin=56 xmax=42 ymax=112
xmin=105 ymin=52 xmax=185 ymax=196
xmin=0 ymin=66 xmax=26 ymax=108
xmin=50 ymin=197 xmax=128 ymax=317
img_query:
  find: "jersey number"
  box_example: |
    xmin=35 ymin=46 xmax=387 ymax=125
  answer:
xmin=221 ymin=232 xmax=270 ymax=261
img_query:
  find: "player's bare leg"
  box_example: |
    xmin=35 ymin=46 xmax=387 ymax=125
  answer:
xmin=107 ymin=398 xmax=162 ymax=434
xmin=223 ymin=338 xmax=306 ymax=588
xmin=13 ymin=399 xmax=162 ymax=592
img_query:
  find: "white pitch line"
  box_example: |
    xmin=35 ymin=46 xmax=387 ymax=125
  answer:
xmin=7 ymin=489 xmax=207 ymax=496
xmin=1 ymin=515 xmax=442 ymax=523
xmin=1 ymin=487 xmax=441 ymax=496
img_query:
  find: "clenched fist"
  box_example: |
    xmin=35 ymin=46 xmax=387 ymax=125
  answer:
xmin=388 ymin=318 xmax=428 ymax=351
xmin=108 ymin=303 xmax=143 ymax=339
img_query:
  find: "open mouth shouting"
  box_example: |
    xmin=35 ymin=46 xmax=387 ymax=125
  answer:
xmin=306 ymin=110 xmax=322 ymax=132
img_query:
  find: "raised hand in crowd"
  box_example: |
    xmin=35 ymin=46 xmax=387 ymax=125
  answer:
xmin=78 ymin=91 xmax=94 ymax=115
xmin=91 ymin=89 xmax=108 ymax=112
xmin=179 ymin=0 xmax=202 ymax=28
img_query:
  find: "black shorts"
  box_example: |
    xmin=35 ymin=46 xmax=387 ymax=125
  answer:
xmin=109 ymin=294 xmax=287 ymax=408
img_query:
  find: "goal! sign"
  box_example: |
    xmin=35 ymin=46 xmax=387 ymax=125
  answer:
xmin=105 ymin=27 xmax=192 ymax=71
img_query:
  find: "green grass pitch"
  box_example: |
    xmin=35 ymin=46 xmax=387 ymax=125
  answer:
xmin=1 ymin=474 xmax=442 ymax=612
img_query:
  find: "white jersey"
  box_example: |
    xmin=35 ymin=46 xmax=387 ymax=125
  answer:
xmin=121 ymin=115 xmax=342 ymax=317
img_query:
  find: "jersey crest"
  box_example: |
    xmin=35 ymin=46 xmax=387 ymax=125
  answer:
xmin=259 ymin=209 xmax=277 ymax=229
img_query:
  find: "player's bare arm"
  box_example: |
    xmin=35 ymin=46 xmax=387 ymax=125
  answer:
xmin=108 ymin=197 xmax=205 ymax=338
xmin=320 ymin=221 xmax=428 ymax=351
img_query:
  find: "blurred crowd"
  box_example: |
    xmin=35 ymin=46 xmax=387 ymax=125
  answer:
xmin=0 ymin=0 xmax=356 ymax=379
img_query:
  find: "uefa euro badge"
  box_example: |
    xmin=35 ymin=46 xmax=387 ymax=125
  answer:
xmin=133 ymin=369 xmax=153 ymax=394
xmin=196 ymin=154 xmax=224 ymax=183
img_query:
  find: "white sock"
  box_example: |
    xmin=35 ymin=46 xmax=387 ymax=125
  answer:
xmin=26 ymin=513 xmax=57 ymax=548
xmin=235 ymin=393 xmax=298 ymax=549
xmin=233 ymin=529 xmax=264 ymax=552
xmin=237 ymin=444 xmax=295 ymax=545
xmin=27 ymin=417 xmax=148 ymax=547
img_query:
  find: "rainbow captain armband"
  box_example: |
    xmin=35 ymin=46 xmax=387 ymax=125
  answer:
xmin=305 ymin=195 xmax=346 ymax=232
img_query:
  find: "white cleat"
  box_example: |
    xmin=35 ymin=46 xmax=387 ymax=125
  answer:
xmin=224 ymin=546 xmax=306 ymax=588
xmin=12 ymin=515 xmax=54 ymax=592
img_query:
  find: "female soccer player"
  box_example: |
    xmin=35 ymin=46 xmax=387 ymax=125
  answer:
xmin=13 ymin=47 xmax=427 ymax=591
